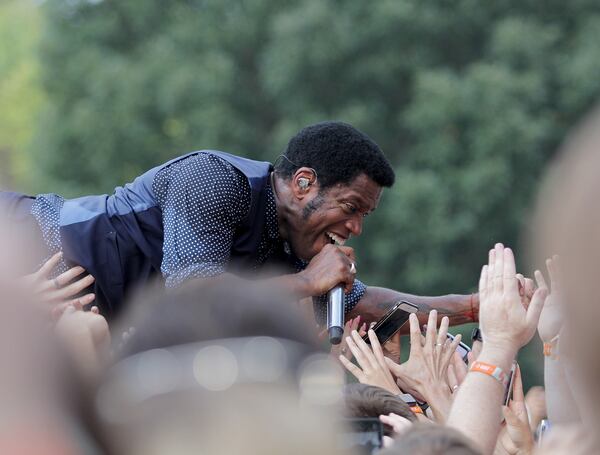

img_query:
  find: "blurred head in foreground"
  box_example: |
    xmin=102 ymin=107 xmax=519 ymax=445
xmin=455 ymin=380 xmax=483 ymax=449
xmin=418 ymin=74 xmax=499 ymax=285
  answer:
xmin=379 ymin=424 xmax=480 ymax=455
xmin=343 ymin=383 xmax=416 ymax=436
xmin=0 ymin=221 xmax=90 ymax=454
xmin=531 ymin=105 xmax=600 ymax=420
xmin=96 ymin=277 xmax=350 ymax=454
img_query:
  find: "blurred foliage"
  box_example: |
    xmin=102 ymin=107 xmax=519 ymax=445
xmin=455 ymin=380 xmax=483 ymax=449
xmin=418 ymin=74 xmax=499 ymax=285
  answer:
xmin=10 ymin=0 xmax=600 ymax=386
xmin=0 ymin=0 xmax=44 ymax=188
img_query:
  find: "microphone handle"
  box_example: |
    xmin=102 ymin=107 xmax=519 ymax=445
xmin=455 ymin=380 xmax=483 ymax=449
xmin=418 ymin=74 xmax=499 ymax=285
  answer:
xmin=327 ymin=284 xmax=345 ymax=345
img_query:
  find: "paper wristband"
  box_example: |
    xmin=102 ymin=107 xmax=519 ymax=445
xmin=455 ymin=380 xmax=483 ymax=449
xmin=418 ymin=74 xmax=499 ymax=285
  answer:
xmin=469 ymin=361 xmax=508 ymax=388
xmin=543 ymin=335 xmax=560 ymax=358
xmin=409 ymin=405 xmax=423 ymax=415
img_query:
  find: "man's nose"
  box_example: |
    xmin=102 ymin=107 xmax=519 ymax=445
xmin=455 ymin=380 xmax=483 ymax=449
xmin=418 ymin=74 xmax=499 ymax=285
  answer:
xmin=346 ymin=215 xmax=363 ymax=237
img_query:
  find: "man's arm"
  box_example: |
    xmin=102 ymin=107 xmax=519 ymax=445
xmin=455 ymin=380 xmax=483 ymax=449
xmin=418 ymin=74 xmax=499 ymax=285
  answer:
xmin=347 ymin=286 xmax=479 ymax=329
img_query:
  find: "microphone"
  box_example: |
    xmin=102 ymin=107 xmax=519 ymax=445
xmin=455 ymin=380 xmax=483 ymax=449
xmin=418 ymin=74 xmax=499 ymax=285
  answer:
xmin=327 ymin=285 xmax=345 ymax=345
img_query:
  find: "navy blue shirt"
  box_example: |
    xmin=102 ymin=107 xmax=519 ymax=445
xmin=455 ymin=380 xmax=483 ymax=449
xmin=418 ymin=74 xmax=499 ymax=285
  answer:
xmin=31 ymin=153 xmax=366 ymax=321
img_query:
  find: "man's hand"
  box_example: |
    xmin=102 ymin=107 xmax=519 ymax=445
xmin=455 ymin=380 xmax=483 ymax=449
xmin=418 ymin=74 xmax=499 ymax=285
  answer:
xmin=339 ymin=329 xmax=401 ymax=395
xmin=297 ymin=243 xmax=356 ymax=295
xmin=20 ymin=252 xmax=96 ymax=314
xmin=385 ymin=311 xmax=459 ymax=422
xmin=479 ymin=244 xmax=548 ymax=356
xmin=537 ymin=255 xmax=563 ymax=343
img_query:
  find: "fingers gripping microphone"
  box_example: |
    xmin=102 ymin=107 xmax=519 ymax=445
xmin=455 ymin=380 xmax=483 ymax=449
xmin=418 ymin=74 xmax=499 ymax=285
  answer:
xmin=327 ymin=284 xmax=345 ymax=344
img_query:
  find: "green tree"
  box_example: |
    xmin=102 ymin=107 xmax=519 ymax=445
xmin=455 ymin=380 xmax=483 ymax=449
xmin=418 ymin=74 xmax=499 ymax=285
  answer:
xmin=0 ymin=0 xmax=44 ymax=189
xmin=28 ymin=0 xmax=600 ymax=386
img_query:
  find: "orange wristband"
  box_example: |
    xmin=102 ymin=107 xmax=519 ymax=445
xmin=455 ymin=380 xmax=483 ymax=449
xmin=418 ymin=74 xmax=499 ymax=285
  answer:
xmin=543 ymin=335 xmax=559 ymax=359
xmin=409 ymin=405 xmax=424 ymax=415
xmin=470 ymin=361 xmax=508 ymax=387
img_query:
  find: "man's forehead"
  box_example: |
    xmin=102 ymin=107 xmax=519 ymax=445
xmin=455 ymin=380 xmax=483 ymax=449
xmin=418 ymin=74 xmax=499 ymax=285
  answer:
xmin=329 ymin=175 xmax=383 ymax=207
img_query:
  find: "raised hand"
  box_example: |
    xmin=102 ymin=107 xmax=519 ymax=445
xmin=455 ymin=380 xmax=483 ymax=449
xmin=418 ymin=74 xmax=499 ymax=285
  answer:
xmin=385 ymin=311 xmax=460 ymax=422
xmin=330 ymin=316 xmax=367 ymax=360
xmin=338 ymin=329 xmax=401 ymax=395
xmin=537 ymin=255 xmax=563 ymax=343
xmin=479 ymin=244 xmax=548 ymax=354
xmin=54 ymin=304 xmax=110 ymax=380
xmin=380 ymin=413 xmax=413 ymax=447
xmin=495 ymin=365 xmax=535 ymax=455
xmin=20 ymin=252 xmax=96 ymax=313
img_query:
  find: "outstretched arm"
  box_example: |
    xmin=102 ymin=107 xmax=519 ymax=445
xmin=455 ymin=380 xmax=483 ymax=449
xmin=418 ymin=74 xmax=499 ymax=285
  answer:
xmin=347 ymin=286 xmax=479 ymax=330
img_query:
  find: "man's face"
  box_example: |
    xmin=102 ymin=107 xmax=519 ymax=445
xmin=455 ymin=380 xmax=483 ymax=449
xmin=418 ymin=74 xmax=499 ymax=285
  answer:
xmin=288 ymin=173 xmax=383 ymax=261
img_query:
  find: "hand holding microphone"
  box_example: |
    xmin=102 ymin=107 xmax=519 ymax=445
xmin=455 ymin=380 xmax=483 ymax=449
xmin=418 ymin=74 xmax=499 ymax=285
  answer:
xmin=297 ymin=243 xmax=357 ymax=296
xmin=298 ymin=242 xmax=357 ymax=344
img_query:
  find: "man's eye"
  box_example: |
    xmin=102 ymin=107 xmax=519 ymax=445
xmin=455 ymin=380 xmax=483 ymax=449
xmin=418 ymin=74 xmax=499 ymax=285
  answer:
xmin=343 ymin=203 xmax=357 ymax=214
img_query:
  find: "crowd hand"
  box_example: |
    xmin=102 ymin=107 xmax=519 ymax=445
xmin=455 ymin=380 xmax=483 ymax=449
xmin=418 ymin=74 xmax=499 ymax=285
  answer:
xmin=384 ymin=311 xmax=460 ymax=423
xmin=447 ymin=351 xmax=468 ymax=394
xmin=479 ymin=244 xmax=548 ymax=356
xmin=534 ymin=425 xmax=595 ymax=455
xmin=338 ymin=329 xmax=401 ymax=395
xmin=494 ymin=365 xmax=534 ymax=455
xmin=54 ymin=304 xmax=110 ymax=380
xmin=536 ymin=255 xmax=563 ymax=343
xmin=382 ymin=331 xmax=402 ymax=363
xmin=20 ymin=252 xmax=96 ymax=313
xmin=470 ymin=340 xmax=482 ymax=364
xmin=380 ymin=413 xmax=413 ymax=448
xmin=297 ymin=243 xmax=357 ymax=295
xmin=328 ymin=316 xmax=367 ymax=360
xmin=524 ymin=387 xmax=546 ymax=433
xmin=516 ymin=274 xmax=536 ymax=309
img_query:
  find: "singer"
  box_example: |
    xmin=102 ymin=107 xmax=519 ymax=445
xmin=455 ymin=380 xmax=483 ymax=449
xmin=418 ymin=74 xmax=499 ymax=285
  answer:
xmin=1 ymin=121 xmax=479 ymax=326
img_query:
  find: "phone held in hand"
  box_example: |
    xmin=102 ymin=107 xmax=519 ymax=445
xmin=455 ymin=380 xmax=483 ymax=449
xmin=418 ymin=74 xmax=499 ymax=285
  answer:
xmin=535 ymin=418 xmax=550 ymax=444
xmin=503 ymin=361 xmax=518 ymax=406
xmin=340 ymin=417 xmax=383 ymax=454
xmin=446 ymin=333 xmax=472 ymax=363
xmin=362 ymin=301 xmax=419 ymax=346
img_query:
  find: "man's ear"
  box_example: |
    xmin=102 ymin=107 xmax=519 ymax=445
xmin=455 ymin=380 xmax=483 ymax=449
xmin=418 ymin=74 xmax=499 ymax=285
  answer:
xmin=291 ymin=167 xmax=318 ymax=200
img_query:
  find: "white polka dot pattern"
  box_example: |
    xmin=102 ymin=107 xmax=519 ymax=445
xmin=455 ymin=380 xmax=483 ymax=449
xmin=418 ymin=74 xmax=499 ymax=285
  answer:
xmin=30 ymin=152 xmax=366 ymax=321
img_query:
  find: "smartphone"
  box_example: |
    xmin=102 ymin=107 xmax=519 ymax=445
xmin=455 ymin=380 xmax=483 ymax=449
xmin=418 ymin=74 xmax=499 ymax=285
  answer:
xmin=503 ymin=361 xmax=518 ymax=406
xmin=447 ymin=333 xmax=472 ymax=363
xmin=340 ymin=417 xmax=383 ymax=454
xmin=535 ymin=419 xmax=550 ymax=444
xmin=362 ymin=301 xmax=418 ymax=345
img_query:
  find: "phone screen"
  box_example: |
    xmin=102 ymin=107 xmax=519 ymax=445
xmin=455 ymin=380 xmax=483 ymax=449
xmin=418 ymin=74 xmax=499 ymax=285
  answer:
xmin=363 ymin=301 xmax=418 ymax=345
xmin=340 ymin=418 xmax=383 ymax=454
xmin=447 ymin=333 xmax=472 ymax=363
xmin=503 ymin=362 xmax=518 ymax=406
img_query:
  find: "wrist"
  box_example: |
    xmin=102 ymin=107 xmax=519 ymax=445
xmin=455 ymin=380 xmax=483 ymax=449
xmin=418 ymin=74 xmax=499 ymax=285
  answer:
xmin=478 ymin=345 xmax=517 ymax=372
xmin=422 ymin=380 xmax=452 ymax=404
xmin=289 ymin=272 xmax=313 ymax=297
xmin=469 ymin=293 xmax=479 ymax=322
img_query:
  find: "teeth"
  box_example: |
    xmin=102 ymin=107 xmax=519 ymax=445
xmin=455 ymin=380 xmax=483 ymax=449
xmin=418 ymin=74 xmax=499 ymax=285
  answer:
xmin=326 ymin=232 xmax=346 ymax=246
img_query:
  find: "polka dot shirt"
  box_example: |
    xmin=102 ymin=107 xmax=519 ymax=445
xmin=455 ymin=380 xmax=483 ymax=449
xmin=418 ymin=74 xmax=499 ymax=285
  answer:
xmin=152 ymin=153 xmax=366 ymax=322
xmin=31 ymin=152 xmax=366 ymax=322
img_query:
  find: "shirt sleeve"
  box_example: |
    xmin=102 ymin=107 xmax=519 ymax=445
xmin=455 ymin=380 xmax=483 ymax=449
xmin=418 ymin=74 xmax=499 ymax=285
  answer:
xmin=154 ymin=153 xmax=251 ymax=287
xmin=312 ymin=278 xmax=367 ymax=325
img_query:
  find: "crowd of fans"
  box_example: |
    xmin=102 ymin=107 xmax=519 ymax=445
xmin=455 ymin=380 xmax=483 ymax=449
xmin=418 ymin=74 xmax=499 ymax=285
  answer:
xmin=2 ymin=108 xmax=600 ymax=454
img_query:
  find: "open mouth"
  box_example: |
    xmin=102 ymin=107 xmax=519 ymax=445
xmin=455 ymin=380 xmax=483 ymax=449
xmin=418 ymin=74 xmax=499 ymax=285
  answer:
xmin=325 ymin=231 xmax=348 ymax=246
